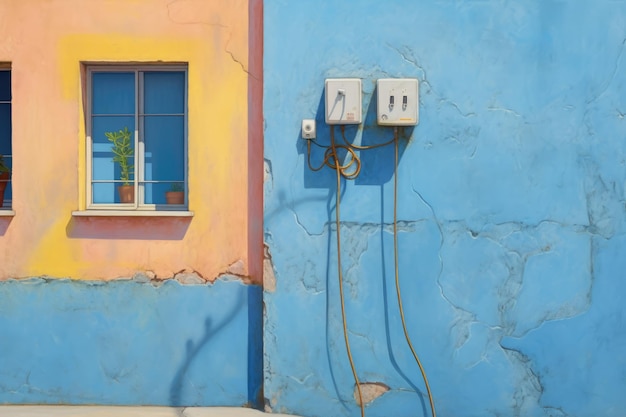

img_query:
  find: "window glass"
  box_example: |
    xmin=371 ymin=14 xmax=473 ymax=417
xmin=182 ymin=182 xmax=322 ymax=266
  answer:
xmin=88 ymin=67 xmax=186 ymax=209
xmin=143 ymin=116 xmax=184 ymax=205
xmin=143 ymin=116 xmax=185 ymax=181
xmin=0 ymin=69 xmax=12 ymax=208
xmin=0 ymin=71 xmax=11 ymax=101
xmin=144 ymin=71 xmax=185 ymax=114
xmin=91 ymin=72 xmax=136 ymax=205
xmin=92 ymin=72 xmax=135 ymax=114
xmin=92 ymin=117 xmax=135 ymax=182
xmin=0 ymin=104 xmax=10 ymax=154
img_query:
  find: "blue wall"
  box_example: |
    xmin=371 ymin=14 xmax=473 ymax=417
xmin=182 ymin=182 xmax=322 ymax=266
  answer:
xmin=263 ymin=1 xmax=626 ymax=416
xmin=0 ymin=278 xmax=262 ymax=407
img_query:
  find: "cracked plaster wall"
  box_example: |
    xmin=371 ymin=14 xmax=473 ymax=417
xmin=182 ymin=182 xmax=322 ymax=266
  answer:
xmin=0 ymin=1 xmax=265 ymax=407
xmin=263 ymin=1 xmax=626 ymax=416
xmin=0 ymin=0 xmax=258 ymax=281
xmin=0 ymin=277 xmax=262 ymax=406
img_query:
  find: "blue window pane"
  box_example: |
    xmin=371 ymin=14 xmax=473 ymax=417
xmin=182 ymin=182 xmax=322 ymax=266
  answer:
xmin=89 ymin=68 xmax=186 ymax=208
xmin=0 ymin=71 xmax=10 ymax=101
xmin=0 ymin=155 xmax=11 ymax=171
xmin=144 ymin=72 xmax=185 ymax=114
xmin=0 ymin=103 xmax=11 ymax=154
xmin=93 ymin=182 xmax=128 ymax=204
xmin=143 ymin=115 xmax=184 ymax=182
xmin=1 ymin=179 xmax=11 ymax=204
xmin=0 ymin=154 xmax=10 ymax=204
xmin=92 ymin=117 xmax=135 ymax=181
xmin=144 ymin=181 xmax=179 ymax=205
xmin=0 ymin=71 xmax=10 ymax=206
xmin=92 ymin=72 xmax=135 ymax=115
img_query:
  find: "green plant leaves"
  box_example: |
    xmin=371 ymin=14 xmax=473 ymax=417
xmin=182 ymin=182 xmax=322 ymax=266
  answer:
xmin=105 ymin=126 xmax=134 ymax=185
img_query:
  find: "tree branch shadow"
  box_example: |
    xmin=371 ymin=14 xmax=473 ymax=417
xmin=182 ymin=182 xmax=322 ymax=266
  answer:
xmin=169 ymin=288 xmax=247 ymax=406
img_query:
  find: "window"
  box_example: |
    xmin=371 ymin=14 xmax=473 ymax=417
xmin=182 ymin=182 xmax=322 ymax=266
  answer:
xmin=0 ymin=64 xmax=11 ymax=211
xmin=86 ymin=65 xmax=188 ymax=211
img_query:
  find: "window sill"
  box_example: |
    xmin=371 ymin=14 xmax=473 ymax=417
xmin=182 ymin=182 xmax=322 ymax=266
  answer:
xmin=72 ymin=210 xmax=194 ymax=217
xmin=0 ymin=209 xmax=15 ymax=217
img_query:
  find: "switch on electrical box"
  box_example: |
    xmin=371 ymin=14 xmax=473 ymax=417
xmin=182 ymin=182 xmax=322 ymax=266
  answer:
xmin=377 ymin=78 xmax=419 ymax=126
xmin=325 ymin=78 xmax=362 ymax=125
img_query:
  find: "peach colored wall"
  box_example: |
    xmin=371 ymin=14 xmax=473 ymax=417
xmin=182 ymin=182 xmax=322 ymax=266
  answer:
xmin=0 ymin=0 xmax=261 ymax=282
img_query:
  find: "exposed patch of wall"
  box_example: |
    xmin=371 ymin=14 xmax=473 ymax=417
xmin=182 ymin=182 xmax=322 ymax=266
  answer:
xmin=262 ymin=243 xmax=276 ymax=292
xmin=355 ymin=382 xmax=389 ymax=406
xmin=263 ymin=1 xmax=626 ymax=416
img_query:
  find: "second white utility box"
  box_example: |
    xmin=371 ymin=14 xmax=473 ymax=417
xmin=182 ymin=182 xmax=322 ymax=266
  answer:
xmin=325 ymin=78 xmax=362 ymax=125
xmin=377 ymin=78 xmax=419 ymax=126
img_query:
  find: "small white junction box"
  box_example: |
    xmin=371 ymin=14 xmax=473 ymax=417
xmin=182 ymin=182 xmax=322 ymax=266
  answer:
xmin=377 ymin=78 xmax=419 ymax=126
xmin=325 ymin=78 xmax=362 ymax=125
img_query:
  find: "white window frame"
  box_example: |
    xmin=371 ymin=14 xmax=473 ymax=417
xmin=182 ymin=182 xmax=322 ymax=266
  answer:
xmin=84 ymin=64 xmax=189 ymax=213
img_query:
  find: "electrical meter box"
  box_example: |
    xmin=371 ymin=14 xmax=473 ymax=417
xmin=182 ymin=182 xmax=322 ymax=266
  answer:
xmin=325 ymin=78 xmax=362 ymax=125
xmin=377 ymin=78 xmax=419 ymax=126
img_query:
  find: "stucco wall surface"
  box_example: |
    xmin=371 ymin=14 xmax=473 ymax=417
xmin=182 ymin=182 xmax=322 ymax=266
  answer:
xmin=0 ymin=278 xmax=262 ymax=406
xmin=0 ymin=0 xmax=259 ymax=282
xmin=0 ymin=0 xmax=264 ymax=408
xmin=263 ymin=1 xmax=626 ymax=416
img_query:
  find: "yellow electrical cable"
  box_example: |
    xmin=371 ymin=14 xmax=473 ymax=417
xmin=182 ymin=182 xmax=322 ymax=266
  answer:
xmin=306 ymin=132 xmax=360 ymax=179
xmin=305 ymin=124 xmax=436 ymax=417
xmin=393 ymin=127 xmax=437 ymax=417
xmin=329 ymin=126 xmax=365 ymax=417
xmin=340 ymin=125 xmax=396 ymax=150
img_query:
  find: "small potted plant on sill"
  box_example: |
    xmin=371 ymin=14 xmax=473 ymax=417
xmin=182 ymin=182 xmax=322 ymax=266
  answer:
xmin=165 ymin=182 xmax=185 ymax=205
xmin=105 ymin=127 xmax=134 ymax=203
xmin=0 ymin=154 xmax=10 ymax=208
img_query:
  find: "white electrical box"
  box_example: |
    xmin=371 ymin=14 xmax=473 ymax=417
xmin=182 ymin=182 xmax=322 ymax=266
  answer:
xmin=376 ymin=78 xmax=419 ymax=126
xmin=301 ymin=119 xmax=316 ymax=139
xmin=325 ymin=78 xmax=362 ymax=125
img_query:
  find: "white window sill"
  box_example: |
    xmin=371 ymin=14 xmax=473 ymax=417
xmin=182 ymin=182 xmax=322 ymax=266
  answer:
xmin=0 ymin=209 xmax=15 ymax=216
xmin=72 ymin=210 xmax=194 ymax=217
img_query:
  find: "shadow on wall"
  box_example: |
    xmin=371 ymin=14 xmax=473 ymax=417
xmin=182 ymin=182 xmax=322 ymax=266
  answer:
xmin=0 ymin=217 xmax=10 ymax=236
xmin=65 ymin=216 xmax=192 ymax=240
xmin=169 ymin=285 xmax=263 ymax=408
xmin=296 ymin=85 xmax=413 ymax=190
xmin=293 ymin=82 xmax=425 ymax=411
xmin=376 ymin=183 xmax=430 ymax=417
xmin=316 ymin=186 xmax=429 ymax=414
xmin=247 ymin=285 xmax=264 ymax=408
xmin=266 ymin=83 xmax=416 ymax=226
xmin=0 ymin=279 xmax=262 ymax=406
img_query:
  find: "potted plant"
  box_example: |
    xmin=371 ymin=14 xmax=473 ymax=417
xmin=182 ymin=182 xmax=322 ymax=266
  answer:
xmin=165 ymin=182 xmax=185 ymax=205
xmin=105 ymin=127 xmax=134 ymax=203
xmin=0 ymin=154 xmax=10 ymax=208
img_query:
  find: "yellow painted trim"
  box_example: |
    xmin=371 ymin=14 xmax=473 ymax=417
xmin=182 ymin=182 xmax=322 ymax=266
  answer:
xmin=77 ymin=65 xmax=86 ymax=211
xmin=58 ymin=35 xmax=209 ymax=211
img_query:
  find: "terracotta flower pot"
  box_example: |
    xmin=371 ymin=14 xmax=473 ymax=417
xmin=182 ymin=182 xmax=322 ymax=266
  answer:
xmin=0 ymin=172 xmax=9 ymax=208
xmin=165 ymin=191 xmax=184 ymax=205
xmin=118 ymin=185 xmax=134 ymax=203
